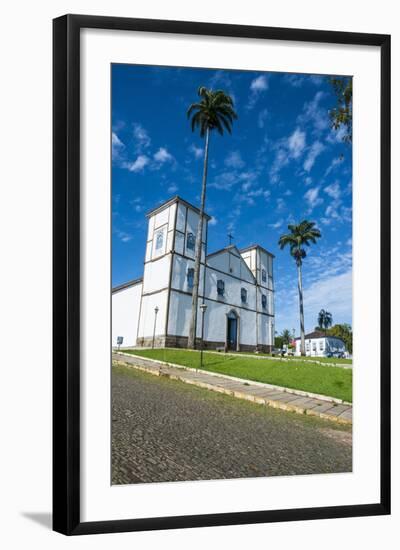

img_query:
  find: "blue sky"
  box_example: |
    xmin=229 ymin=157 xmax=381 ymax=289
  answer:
xmin=112 ymin=64 xmax=352 ymax=335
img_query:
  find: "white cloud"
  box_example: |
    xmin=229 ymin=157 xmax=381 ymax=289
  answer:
xmin=270 ymin=149 xmax=289 ymax=183
xmin=208 ymin=70 xmax=232 ymax=89
xmin=268 ymin=219 xmax=284 ymax=229
xmin=257 ymin=108 xmax=269 ymax=128
xmin=298 ymin=91 xmax=329 ymax=135
xmin=115 ymin=229 xmax=133 ymax=243
xmin=250 ymin=75 xmax=268 ymax=92
xmin=225 ymin=151 xmax=245 ymax=169
xmin=263 ymin=190 xmax=271 ymax=200
xmin=132 ymin=123 xmax=151 ymax=152
xmin=324 ymin=181 xmax=341 ymax=200
xmin=167 ymin=183 xmax=178 ymax=194
xmin=247 ymin=75 xmax=269 ymax=109
xmin=209 ymin=216 xmax=217 ymax=226
xmin=284 ymin=74 xmax=324 ymax=88
xmin=287 ymin=128 xmax=306 ymax=159
xmin=326 ymin=125 xmax=348 ymax=144
xmin=209 ymin=171 xmax=239 ymax=191
xmin=112 ymin=132 xmax=125 ymax=161
xmin=125 ymin=155 xmax=150 ymax=173
xmin=275 ymin=270 xmax=352 ymax=334
xmin=247 ymin=187 xmax=266 ymax=198
xmin=189 ymin=144 xmax=203 ymax=159
xmin=284 ymin=74 xmax=305 ymax=88
xmin=304 ymin=186 xmax=323 ymax=210
xmin=303 ymin=140 xmax=325 ymax=172
xmin=276 ymin=198 xmax=286 ymax=211
xmin=153 ymin=147 xmax=173 ymax=163
xmin=324 ymin=156 xmax=343 ymax=177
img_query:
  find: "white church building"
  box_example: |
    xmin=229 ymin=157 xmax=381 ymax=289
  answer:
xmin=112 ymin=196 xmax=275 ymax=352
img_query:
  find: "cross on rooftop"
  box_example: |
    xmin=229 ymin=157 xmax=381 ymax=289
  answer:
xmin=227 ymin=232 xmax=234 ymax=245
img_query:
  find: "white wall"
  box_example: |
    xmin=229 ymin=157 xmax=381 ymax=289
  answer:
xmin=209 ymin=249 xmax=255 ymax=284
xmin=171 ymin=255 xmax=205 ymax=296
xmin=295 ymin=337 xmax=346 ymax=356
xmin=138 ymin=289 xmax=169 ymax=338
xmin=2 ymin=2 xmax=399 ymax=550
xmin=142 ymin=254 xmax=171 ymax=293
xmin=111 ymin=283 xmax=142 ymax=347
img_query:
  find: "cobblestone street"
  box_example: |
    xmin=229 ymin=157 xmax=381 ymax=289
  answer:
xmin=112 ymin=365 xmax=352 ymax=485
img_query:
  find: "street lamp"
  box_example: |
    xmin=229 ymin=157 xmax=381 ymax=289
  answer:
xmin=152 ymin=306 xmax=159 ymax=349
xmin=199 ymin=303 xmax=208 ymax=371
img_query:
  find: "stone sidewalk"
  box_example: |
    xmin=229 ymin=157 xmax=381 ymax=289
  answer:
xmin=112 ymin=352 xmax=352 ymax=425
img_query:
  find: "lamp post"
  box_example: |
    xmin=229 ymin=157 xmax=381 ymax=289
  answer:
xmin=152 ymin=306 xmax=159 ymax=349
xmin=199 ymin=303 xmax=208 ymax=371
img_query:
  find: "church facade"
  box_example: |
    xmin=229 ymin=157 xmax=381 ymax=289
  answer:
xmin=112 ymin=196 xmax=275 ymax=352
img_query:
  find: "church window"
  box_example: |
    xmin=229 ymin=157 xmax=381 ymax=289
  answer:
xmin=187 ymin=268 xmax=194 ymax=289
xmin=261 ymin=294 xmax=267 ymax=309
xmin=186 ymin=232 xmax=195 ymax=251
xmin=217 ymin=279 xmax=225 ymax=296
xmin=261 ymin=268 xmax=267 ymax=282
xmin=155 ymin=230 xmax=164 ymax=250
xmin=241 ymin=288 xmax=247 ymax=303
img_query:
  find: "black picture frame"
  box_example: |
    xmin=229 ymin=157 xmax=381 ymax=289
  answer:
xmin=53 ymin=14 xmax=391 ymax=536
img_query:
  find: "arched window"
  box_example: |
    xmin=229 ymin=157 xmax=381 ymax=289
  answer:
xmin=241 ymin=288 xmax=247 ymax=303
xmin=261 ymin=294 xmax=267 ymax=309
xmin=187 ymin=268 xmax=194 ymax=289
xmin=155 ymin=230 xmax=164 ymax=250
xmin=217 ymin=279 xmax=225 ymax=296
xmin=261 ymin=268 xmax=267 ymax=282
xmin=186 ymin=232 xmax=195 ymax=251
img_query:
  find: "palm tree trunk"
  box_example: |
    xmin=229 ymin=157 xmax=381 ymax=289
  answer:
xmin=297 ymin=262 xmax=306 ymax=356
xmin=187 ymin=128 xmax=210 ymax=349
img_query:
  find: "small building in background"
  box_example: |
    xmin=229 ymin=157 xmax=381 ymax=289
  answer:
xmin=294 ymin=331 xmax=347 ymax=357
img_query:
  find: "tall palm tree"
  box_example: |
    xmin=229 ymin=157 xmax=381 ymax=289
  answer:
xmin=278 ymin=221 xmax=321 ymax=356
xmin=318 ymin=309 xmax=333 ymax=334
xmin=186 ymin=87 xmax=237 ymax=349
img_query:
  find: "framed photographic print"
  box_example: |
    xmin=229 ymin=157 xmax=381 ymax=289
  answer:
xmin=53 ymin=14 xmax=391 ymax=535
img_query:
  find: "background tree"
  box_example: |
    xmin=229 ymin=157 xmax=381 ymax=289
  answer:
xmin=328 ymin=323 xmax=353 ymax=354
xmin=278 ymin=221 xmax=322 ymax=355
xmin=186 ymin=87 xmax=237 ymax=349
xmin=329 ymin=77 xmax=352 ymax=143
xmin=274 ymin=335 xmax=284 ymax=349
xmin=281 ymin=329 xmax=292 ymax=346
xmin=317 ymin=309 xmax=333 ymax=334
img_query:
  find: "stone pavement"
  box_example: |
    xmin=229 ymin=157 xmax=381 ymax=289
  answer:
xmin=112 ymin=365 xmax=352 ymax=484
xmin=112 ymin=352 xmax=352 ymax=424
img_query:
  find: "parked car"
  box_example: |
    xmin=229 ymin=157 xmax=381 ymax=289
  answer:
xmin=325 ymin=351 xmax=345 ymax=358
xmin=332 ymin=351 xmax=345 ymax=358
xmin=271 ymin=348 xmax=285 ymax=357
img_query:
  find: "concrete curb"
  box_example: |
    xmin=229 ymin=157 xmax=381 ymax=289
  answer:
xmin=115 ymin=347 xmax=352 ymax=369
xmin=113 ymin=353 xmax=352 ymax=425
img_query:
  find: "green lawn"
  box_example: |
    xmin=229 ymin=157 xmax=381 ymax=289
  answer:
xmin=255 ymin=353 xmax=352 ymax=365
xmin=125 ymin=348 xmax=352 ymax=402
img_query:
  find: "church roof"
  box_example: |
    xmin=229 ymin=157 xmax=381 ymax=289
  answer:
xmin=239 ymin=244 xmax=275 ymax=258
xmin=112 ymin=277 xmax=143 ymax=294
xmin=206 ymin=244 xmax=239 ymax=259
xmin=206 ymin=245 xmax=257 ymax=282
xmin=146 ymin=196 xmax=211 ymax=220
xmin=294 ymin=331 xmax=344 ymax=342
